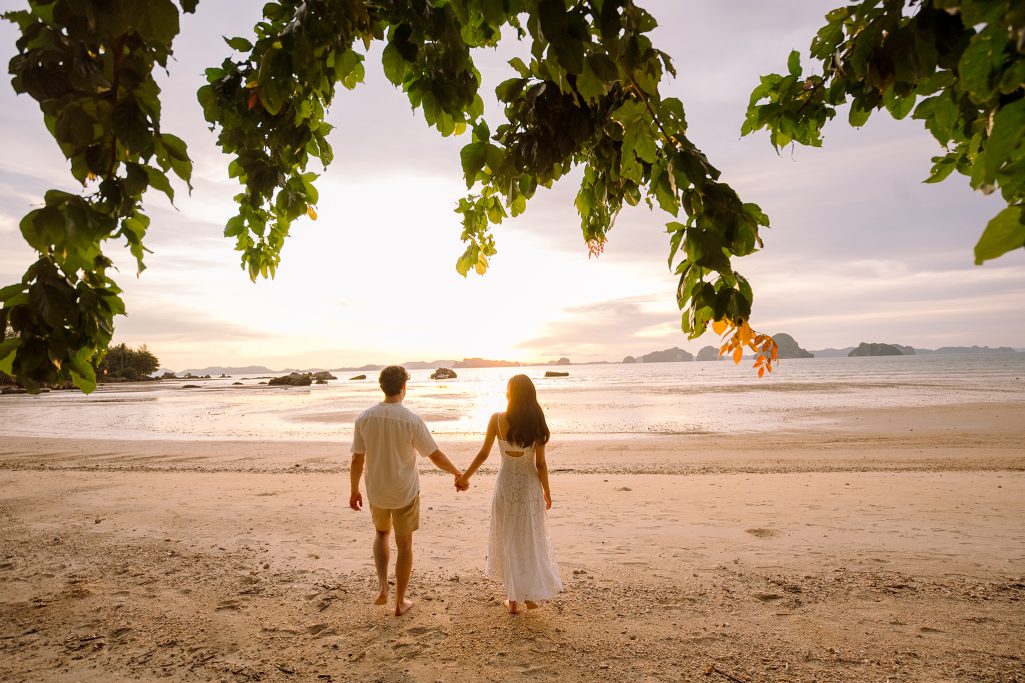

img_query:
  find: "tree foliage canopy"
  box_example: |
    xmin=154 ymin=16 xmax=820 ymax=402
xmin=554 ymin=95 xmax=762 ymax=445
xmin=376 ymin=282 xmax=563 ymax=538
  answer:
xmin=2 ymin=0 xmax=1022 ymax=393
xmin=743 ymin=0 xmax=1025 ymax=265
xmin=97 ymin=342 xmax=159 ymax=380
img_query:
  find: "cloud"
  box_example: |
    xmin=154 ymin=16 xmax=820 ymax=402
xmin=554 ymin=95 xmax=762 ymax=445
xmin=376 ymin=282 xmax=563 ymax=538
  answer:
xmin=1 ymin=2 xmax=1022 ymax=369
xmin=517 ymin=295 xmax=689 ymax=361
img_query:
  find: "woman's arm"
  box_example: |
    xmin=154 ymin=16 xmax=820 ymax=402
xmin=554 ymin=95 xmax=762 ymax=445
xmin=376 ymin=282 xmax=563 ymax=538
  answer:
xmin=534 ymin=442 xmax=552 ymax=509
xmin=455 ymin=413 xmax=497 ymax=488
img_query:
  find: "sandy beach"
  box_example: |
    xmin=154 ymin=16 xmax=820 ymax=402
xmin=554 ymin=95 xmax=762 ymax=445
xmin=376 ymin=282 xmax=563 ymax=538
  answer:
xmin=1 ymin=402 xmax=1023 ymax=682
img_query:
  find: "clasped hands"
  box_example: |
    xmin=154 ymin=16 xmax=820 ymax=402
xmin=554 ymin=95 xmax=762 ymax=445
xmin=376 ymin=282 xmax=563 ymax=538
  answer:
xmin=454 ymin=472 xmax=471 ymax=492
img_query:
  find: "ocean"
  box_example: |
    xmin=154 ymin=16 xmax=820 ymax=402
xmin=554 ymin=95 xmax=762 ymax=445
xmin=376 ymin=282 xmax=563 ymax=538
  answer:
xmin=3 ymin=353 xmax=1023 ymax=443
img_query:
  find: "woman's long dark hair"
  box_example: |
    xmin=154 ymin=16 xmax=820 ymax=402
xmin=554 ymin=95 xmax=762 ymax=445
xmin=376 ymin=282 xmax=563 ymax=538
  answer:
xmin=504 ymin=374 xmax=550 ymax=448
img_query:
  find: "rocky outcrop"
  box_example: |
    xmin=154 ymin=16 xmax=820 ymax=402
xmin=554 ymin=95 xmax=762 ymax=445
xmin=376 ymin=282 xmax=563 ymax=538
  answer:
xmin=554 ymin=357 xmax=571 ymax=366
xmin=430 ymin=368 xmax=457 ymax=380
xmin=771 ymin=333 xmax=814 ymax=359
xmin=623 ymin=356 xmax=636 ymax=364
xmin=696 ymin=346 xmax=720 ymax=362
xmin=313 ymin=371 xmax=336 ymax=381
xmin=268 ymin=372 xmax=313 ymax=386
xmin=633 ymin=347 xmax=694 ymax=363
xmin=545 ymin=371 xmax=569 ymax=377
xmin=349 ymin=374 xmax=367 ymax=380
xmin=809 ymin=347 xmax=854 ymax=358
xmin=232 ymin=381 xmax=243 ymax=386
xmin=454 ymin=358 xmax=520 ymax=368
xmin=848 ymin=342 xmax=909 ymax=357
xmin=930 ymin=345 xmax=1015 ymax=353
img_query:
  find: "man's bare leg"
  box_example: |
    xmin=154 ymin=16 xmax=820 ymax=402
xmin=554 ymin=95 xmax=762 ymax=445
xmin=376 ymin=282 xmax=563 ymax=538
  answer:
xmin=394 ymin=532 xmax=414 ymax=616
xmin=372 ymin=529 xmax=390 ymax=605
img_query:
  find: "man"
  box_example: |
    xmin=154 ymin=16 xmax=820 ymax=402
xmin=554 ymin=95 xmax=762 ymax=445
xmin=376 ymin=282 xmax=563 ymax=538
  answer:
xmin=349 ymin=365 xmax=466 ymax=616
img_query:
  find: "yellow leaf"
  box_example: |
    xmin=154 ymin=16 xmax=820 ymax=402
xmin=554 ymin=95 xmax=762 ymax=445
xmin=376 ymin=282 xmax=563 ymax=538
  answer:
xmin=732 ymin=347 xmax=743 ymax=364
xmin=739 ymin=321 xmax=754 ymax=347
xmin=758 ymin=366 xmax=765 ymax=378
xmin=712 ymin=319 xmax=729 ymax=336
xmin=306 ymin=205 xmax=318 ymax=220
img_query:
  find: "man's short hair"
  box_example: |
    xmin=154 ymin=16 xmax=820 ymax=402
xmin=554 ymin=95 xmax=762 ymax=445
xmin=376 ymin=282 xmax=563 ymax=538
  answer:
xmin=379 ymin=365 xmax=409 ymax=397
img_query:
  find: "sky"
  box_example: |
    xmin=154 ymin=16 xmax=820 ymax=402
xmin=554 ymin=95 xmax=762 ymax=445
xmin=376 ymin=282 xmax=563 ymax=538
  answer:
xmin=0 ymin=1 xmax=1022 ymax=371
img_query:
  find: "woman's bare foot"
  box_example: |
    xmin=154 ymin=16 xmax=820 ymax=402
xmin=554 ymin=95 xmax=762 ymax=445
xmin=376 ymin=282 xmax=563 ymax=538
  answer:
xmin=503 ymin=599 xmax=520 ymax=614
xmin=524 ymin=601 xmax=539 ymax=609
xmin=374 ymin=592 xmax=388 ymax=606
xmin=395 ymin=598 xmax=414 ymax=616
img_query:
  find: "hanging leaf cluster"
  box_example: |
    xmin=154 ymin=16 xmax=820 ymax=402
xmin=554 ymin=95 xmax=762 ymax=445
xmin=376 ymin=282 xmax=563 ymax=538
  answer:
xmin=3 ymin=0 xmax=781 ymax=392
xmin=743 ymin=0 xmax=1025 ymax=264
xmin=1 ymin=0 xmax=196 ymax=391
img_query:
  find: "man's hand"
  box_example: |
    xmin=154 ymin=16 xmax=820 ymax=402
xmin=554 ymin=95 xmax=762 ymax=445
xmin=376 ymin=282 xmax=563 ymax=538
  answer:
xmin=455 ymin=474 xmax=470 ymax=492
xmin=349 ymin=490 xmax=363 ymax=511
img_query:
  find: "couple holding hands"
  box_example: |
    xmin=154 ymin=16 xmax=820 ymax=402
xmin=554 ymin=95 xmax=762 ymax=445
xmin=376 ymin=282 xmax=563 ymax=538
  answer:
xmin=349 ymin=366 xmax=562 ymax=616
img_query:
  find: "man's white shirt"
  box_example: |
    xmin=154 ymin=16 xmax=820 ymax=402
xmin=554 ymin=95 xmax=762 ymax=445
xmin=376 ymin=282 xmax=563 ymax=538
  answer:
xmin=352 ymin=402 xmax=439 ymax=509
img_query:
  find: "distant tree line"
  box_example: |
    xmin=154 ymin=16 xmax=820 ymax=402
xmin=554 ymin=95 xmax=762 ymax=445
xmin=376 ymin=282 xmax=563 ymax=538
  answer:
xmin=96 ymin=344 xmax=160 ymax=381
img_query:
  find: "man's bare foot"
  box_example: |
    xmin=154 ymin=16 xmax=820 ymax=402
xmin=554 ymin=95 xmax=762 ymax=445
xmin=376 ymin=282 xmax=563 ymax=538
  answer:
xmin=524 ymin=601 xmax=540 ymax=609
xmin=395 ymin=598 xmax=414 ymax=616
xmin=503 ymin=599 xmax=520 ymax=614
xmin=374 ymin=592 xmax=388 ymax=606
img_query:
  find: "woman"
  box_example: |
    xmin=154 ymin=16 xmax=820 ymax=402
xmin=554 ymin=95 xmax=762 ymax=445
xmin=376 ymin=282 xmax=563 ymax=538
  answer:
xmin=456 ymin=374 xmax=563 ymax=614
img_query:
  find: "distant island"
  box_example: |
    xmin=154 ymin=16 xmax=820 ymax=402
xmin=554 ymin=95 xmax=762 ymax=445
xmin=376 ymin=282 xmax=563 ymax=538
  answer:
xmin=623 ymin=347 xmax=693 ymax=363
xmin=849 ymin=342 xmax=914 ymax=357
xmin=772 ymin=333 xmax=814 ymax=359
xmin=161 ymin=343 xmax=1019 ymax=378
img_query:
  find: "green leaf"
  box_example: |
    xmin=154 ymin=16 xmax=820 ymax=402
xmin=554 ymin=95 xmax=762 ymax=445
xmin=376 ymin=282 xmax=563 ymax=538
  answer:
xmin=69 ymin=347 xmax=97 ymax=393
xmin=55 ymin=105 xmax=96 ymax=147
xmin=224 ymin=36 xmax=253 ymax=52
xmin=924 ymin=155 xmax=957 ymax=184
xmin=984 ymin=100 xmax=1025 ymax=181
xmin=974 ymin=205 xmax=1025 ymax=265
xmin=787 ymin=50 xmax=801 ymax=77
xmin=575 ymin=62 xmax=606 ymax=102
xmin=958 ymin=26 xmax=1007 ymax=102
xmin=0 ymin=338 xmax=18 ymax=375
xmin=460 ymin=141 xmax=486 ymax=185
xmin=122 ymin=0 xmax=180 ymax=45
xmin=848 ymin=102 xmax=871 ymax=127
xmin=145 ymin=166 xmax=175 ymax=204
xmin=667 ymin=227 xmax=684 ymax=269
xmin=0 ymin=283 xmax=26 ymax=301
xmin=508 ymin=57 xmax=530 ymax=78
xmin=382 ymin=43 xmax=406 ymax=86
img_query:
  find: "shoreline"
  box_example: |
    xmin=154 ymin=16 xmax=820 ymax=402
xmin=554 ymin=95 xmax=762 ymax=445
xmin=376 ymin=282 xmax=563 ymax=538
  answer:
xmin=1 ymin=401 xmax=1023 ymax=681
xmin=1 ymin=402 xmax=1022 ymax=476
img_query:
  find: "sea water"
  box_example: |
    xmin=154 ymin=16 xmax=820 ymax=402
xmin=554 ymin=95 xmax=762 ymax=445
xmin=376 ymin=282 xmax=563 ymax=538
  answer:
xmin=2 ymin=353 xmax=1023 ymax=442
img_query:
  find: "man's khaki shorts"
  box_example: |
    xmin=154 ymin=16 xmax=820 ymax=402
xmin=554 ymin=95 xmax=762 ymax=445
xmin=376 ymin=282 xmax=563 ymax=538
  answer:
xmin=370 ymin=495 xmax=420 ymax=535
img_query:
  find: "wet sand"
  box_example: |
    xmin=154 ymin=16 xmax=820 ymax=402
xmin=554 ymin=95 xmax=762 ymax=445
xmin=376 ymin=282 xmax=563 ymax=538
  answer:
xmin=1 ymin=402 xmax=1023 ymax=682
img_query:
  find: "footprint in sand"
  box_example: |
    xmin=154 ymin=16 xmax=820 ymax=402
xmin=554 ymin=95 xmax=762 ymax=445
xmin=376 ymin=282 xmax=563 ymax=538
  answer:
xmin=405 ymin=627 xmax=447 ymax=642
xmin=752 ymin=592 xmax=784 ymax=602
xmin=745 ymin=528 xmax=781 ymax=538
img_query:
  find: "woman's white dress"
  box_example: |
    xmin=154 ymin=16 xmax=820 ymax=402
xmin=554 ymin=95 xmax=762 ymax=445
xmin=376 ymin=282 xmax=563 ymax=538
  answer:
xmin=485 ymin=423 xmax=563 ymax=602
